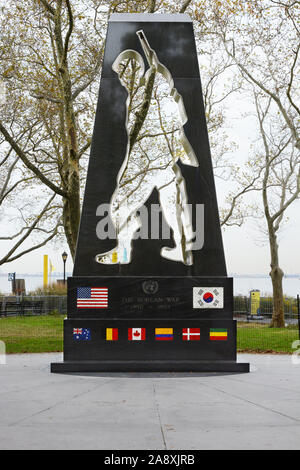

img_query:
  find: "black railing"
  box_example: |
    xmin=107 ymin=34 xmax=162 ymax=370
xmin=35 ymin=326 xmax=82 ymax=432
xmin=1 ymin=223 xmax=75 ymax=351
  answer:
xmin=0 ymin=296 xmax=67 ymax=317
xmin=0 ymin=294 xmax=299 ymax=354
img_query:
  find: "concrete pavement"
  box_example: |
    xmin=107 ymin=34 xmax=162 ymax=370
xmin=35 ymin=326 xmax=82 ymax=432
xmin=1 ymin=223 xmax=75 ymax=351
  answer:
xmin=0 ymin=353 xmax=299 ymax=450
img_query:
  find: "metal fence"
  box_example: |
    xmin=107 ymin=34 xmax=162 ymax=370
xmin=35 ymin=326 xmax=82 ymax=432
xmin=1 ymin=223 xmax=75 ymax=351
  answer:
xmin=233 ymin=295 xmax=300 ymax=353
xmin=0 ymin=295 xmax=67 ymax=317
xmin=233 ymin=295 xmax=299 ymax=326
xmin=0 ymin=294 xmax=299 ymax=354
xmin=1 ymin=294 xmax=298 ymax=319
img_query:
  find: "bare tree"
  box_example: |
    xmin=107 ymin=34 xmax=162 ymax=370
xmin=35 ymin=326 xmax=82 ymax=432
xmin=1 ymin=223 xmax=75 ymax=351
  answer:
xmin=210 ymin=0 xmax=300 ymax=325
xmin=191 ymin=6 xmax=254 ymax=226
xmin=215 ymin=0 xmax=299 ymax=151
xmin=0 ymin=126 xmax=62 ymax=264
xmin=252 ymin=92 xmax=300 ymax=327
xmin=0 ymin=193 xmax=62 ymax=265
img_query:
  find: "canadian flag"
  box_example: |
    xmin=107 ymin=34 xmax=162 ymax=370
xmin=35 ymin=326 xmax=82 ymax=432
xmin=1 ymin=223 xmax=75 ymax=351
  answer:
xmin=128 ymin=328 xmax=146 ymax=341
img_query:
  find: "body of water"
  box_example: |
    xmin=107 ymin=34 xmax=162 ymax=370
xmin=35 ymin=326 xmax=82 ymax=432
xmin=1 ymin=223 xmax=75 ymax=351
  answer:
xmin=0 ymin=274 xmax=299 ymax=297
xmin=0 ymin=275 xmax=68 ymax=294
xmin=232 ymin=275 xmax=300 ymax=297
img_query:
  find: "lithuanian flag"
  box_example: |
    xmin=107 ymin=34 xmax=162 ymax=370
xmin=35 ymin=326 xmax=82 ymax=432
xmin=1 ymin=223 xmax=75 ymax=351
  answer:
xmin=210 ymin=328 xmax=228 ymax=341
xmin=155 ymin=328 xmax=173 ymax=341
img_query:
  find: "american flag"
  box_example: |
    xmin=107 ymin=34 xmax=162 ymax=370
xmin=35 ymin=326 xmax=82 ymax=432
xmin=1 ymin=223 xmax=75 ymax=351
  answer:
xmin=76 ymin=287 xmax=108 ymax=308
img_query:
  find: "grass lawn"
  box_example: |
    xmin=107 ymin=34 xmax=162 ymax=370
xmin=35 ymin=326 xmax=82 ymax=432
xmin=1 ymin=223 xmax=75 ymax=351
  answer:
xmin=0 ymin=315 xmax=64 ymax=354
xmin=0 ymin=315 xmax=298 ymax=354
xmin=237 ymin=322 xmax=299 ymax=353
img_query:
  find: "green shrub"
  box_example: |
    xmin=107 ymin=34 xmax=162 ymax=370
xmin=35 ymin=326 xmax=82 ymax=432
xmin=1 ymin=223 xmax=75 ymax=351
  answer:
xmin=28 ymin=282 xmax=67 ymax=296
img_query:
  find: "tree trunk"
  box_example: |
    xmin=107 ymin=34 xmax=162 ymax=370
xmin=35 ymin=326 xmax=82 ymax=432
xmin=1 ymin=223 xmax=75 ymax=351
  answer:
xmin=269 ymin=228 xmax=285 ymax=327
xmin=63 ymin=197 xmax=78 ymax=259
xmin=53 ymin=5 xmax=80 ymax=260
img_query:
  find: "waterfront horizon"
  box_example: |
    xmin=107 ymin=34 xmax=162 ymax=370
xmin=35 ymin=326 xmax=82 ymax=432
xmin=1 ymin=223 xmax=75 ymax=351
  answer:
xmin=0 ymin=273 xmax=299 ymax=297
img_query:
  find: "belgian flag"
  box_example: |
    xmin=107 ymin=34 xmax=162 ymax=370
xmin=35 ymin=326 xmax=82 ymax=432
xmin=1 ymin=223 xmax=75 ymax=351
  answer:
xmin=106 ymin=328 xmax=118 ymax=341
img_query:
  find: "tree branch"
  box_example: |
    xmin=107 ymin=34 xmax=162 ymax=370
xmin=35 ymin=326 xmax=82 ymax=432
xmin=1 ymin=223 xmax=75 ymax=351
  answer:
xmin=180 ymin=0 xmax=194 ymax=13
xmin=39 ymin=0 xmax=56 ymax=16
xmin=0 ymin=121 xmax=68 ymax=198
xmin=78 ymin=139 xmax=92 ymax=158
xmin=0 ymin=221 xmax=61 ymax=264
xmin=71 ymin=51 xmax=103 ymax=100
xmin=63 ymin=0 xmax=74 ymax=65
xmin=287 ymin=44 xmax=300 ymax=116
xmin=223 ymin=38 xmax=300 ymax=150
xmin=0 ymin=194 xmax=59 ymax=264
xmin=30 ymin=91 xmax=63 ymax=104
xmin=0 ymin=156 xmax=18 ymax=202
xmin=221 ymin=175 xmax=261 ymax=226
xmin=148 ymin=0 xmax=156 ymax=13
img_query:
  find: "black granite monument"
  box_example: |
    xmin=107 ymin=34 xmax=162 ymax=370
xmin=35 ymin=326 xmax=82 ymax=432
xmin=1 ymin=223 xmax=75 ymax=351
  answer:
xmin=51 ymin=13 xmax=249 ymax=373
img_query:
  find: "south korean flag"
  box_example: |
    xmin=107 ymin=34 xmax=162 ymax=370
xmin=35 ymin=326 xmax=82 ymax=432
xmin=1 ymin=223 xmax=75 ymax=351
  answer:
xmin=193 ymin=287 xmax=224 ymax=309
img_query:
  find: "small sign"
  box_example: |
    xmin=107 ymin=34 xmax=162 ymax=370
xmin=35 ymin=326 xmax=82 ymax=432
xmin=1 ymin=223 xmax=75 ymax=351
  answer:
xmin=8 ymin=273 xmax=15 ymax=281
xmin=250 ymin=290 xmax=260 ymax=315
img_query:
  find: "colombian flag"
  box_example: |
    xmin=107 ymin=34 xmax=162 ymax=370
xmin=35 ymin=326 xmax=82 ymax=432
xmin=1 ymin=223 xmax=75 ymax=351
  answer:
xmin=155 ymin=328 xmax=173 ymax=341
xmin=210 ymin=328 xmax=228 ymax=341
xmin=106 ymin=328 xmax=118 ymax=341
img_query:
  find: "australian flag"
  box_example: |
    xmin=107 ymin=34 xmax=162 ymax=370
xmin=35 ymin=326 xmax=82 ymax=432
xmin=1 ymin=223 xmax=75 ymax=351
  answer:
xmin=73 ymin=328 xmax=91 ymax=341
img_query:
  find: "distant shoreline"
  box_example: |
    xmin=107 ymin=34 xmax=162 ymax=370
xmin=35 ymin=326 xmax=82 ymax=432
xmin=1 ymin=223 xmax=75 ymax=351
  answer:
xmin=1 ymin=273 xmax=299 ymax=296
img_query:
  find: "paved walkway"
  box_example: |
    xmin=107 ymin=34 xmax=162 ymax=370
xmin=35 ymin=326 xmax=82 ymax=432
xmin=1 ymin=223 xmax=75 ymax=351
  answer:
xmin=0 ymin=353 xmax=299 ymax=450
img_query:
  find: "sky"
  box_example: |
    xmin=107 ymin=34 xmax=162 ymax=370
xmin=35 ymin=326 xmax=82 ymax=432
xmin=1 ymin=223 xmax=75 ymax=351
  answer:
xmin=0 ymin=29 xmax=299 ymax=277
xmin=1 ymin=123 xmax=299 ymax=278
xmin=219 ymin=94 xmax=300 ymax=276
xmin=1 ymin=207 xmax=299 ymax=276
xmin=1 ymin=94 xmax=299 ymax=277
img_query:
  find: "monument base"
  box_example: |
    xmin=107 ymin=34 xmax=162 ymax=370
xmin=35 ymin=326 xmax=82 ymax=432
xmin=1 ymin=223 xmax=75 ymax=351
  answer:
xmin=50 ymin=318 xmax=249 ymax=374
xmin=51 ymin=276 xmax=250 ymax=374
xmin=51 ymin=360 xmax=249 ymax=373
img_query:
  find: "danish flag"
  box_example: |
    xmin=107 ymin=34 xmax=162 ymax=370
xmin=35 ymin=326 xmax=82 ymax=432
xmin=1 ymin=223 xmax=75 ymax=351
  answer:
xmin=182 ymin=328 xmax=200 ymax=341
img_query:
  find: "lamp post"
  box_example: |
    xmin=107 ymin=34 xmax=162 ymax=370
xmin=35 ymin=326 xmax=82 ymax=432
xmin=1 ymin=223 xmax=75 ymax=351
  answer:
xmin=62 ymin=251 xmax=68 ymax=284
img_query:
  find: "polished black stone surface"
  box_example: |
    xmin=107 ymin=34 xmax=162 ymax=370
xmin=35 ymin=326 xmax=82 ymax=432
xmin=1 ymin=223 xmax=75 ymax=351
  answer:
xmin=101 ymin=21 xmax=200 ymax=79
xmin=51 ymin=361 xmax=250 ymax=373
xmin=51 ymin=316 xmax=249 ymax=373
xmin=73 ymin=20 xmax=226 ymax=277
xmin=52 ymin=15 xmax=249 ymax=373
xmin=67 ymin=276 xmax=233 ymax=320
xmin=63 ymin=319 xmax=236 ymax=362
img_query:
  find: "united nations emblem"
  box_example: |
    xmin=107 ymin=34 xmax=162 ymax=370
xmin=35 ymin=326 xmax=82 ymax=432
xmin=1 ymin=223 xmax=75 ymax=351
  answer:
xmin=142 ymin=280 xmax=159 ymax=295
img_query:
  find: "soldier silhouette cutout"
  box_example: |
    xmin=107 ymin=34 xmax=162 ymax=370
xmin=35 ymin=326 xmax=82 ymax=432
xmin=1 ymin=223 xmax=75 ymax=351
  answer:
xmin=96 ymin=31 xmax=199 ymax=266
